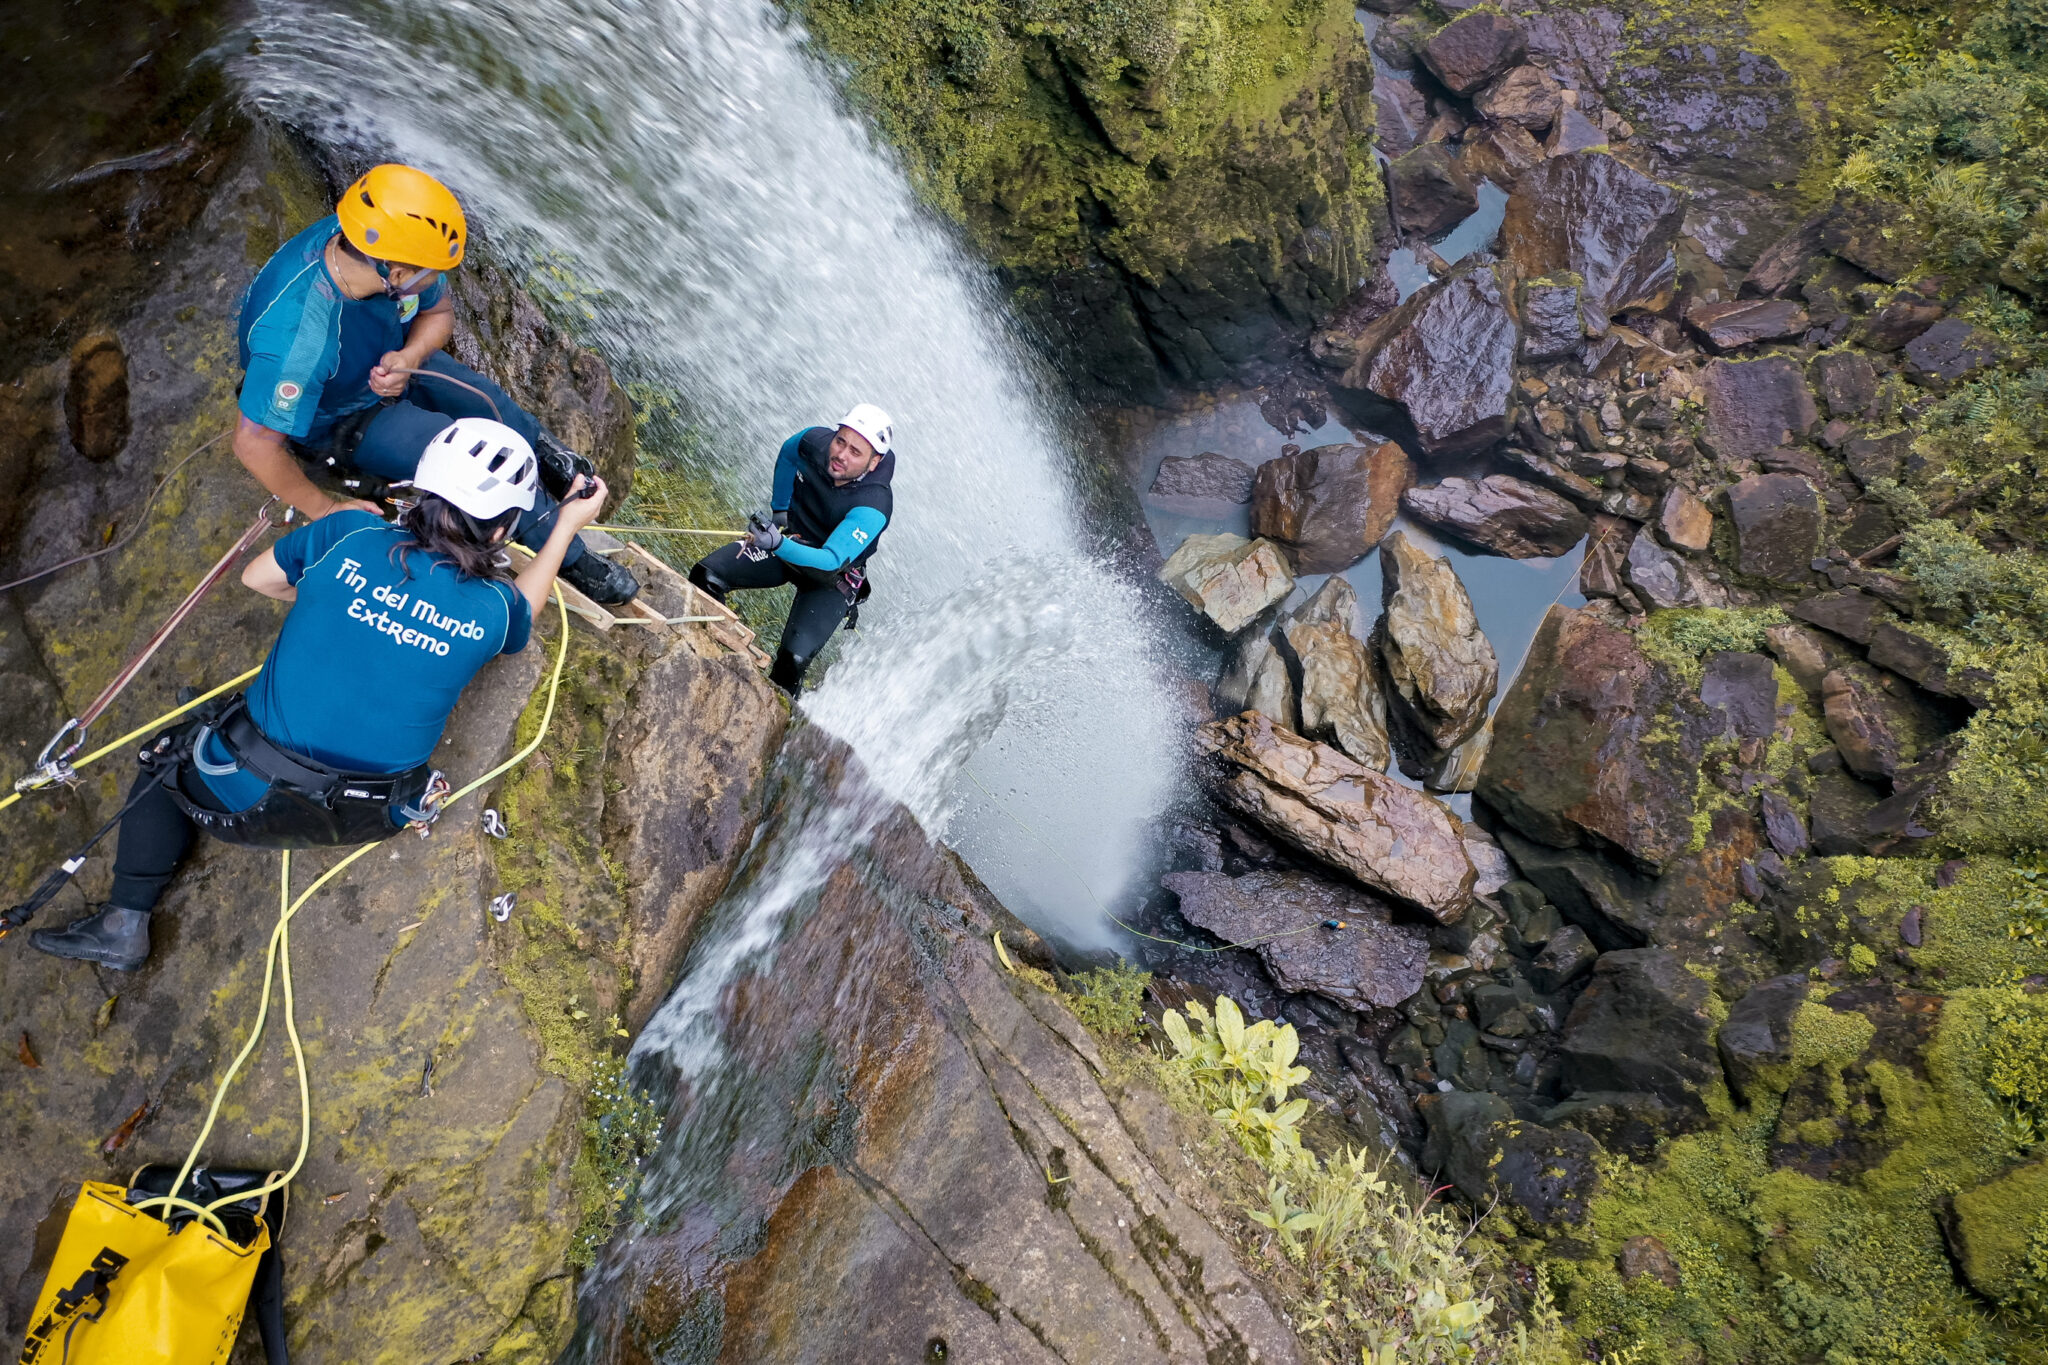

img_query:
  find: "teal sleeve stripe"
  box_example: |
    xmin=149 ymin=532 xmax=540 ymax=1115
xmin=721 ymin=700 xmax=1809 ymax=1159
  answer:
xmin=775 ymin=506 xmax=886 ymax=572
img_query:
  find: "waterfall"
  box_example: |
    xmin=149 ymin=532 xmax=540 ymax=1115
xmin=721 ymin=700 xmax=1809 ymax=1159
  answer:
xmin=237 ymin=0 xmax=1179 ymax=943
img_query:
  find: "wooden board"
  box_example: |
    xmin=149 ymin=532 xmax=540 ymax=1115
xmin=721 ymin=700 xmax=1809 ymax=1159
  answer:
xmin=508 ymin=539 xmax=771 ymax=672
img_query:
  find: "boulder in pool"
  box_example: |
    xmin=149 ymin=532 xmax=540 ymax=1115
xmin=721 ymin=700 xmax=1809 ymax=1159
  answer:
xmin=1283 ymin=576 xmax=1392 ymax=769
xmin=1250 ymin=440 xmax=1412 ymax=574
xmin=1401 ymin=474 xmax=1589 ymax=558
xmin=1149 ymin=451 xmax=1256 ymax=502
xmin=1422 ymin=12 xmax=1529 ymax=95
xmin=1377 ymin=530 xmax=1498 ymax=761
xmin=1196 ymin=711 xmax=1475 ymax=923
xmin=1158 ymin=532 xmax=1294 ymax=633
xmin=1342 ymin=265 xmax=1519 ymax=458
xmin=1387 ymin=143 xmax=1479 ymax=237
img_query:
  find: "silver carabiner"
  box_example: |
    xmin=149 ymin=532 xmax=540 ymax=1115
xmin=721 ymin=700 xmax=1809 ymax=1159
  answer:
xmin=490 ymin=893 xmax=515 ymax=923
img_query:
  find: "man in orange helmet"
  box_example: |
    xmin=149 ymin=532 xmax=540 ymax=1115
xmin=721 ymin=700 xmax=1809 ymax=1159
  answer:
xmin=231 ymin=163 xmax=638 ymax=603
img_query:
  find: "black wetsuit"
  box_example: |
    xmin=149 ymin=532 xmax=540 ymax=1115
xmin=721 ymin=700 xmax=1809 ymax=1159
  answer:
xmin=691 ymin=427 xmax=894 ymax=695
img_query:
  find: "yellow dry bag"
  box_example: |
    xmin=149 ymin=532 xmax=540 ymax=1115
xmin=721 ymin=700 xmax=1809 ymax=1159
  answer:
xmin=18 ymin=1181 xmax=268 ymax=1365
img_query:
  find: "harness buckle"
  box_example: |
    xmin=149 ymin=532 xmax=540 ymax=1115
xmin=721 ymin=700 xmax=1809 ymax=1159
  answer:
xmin=403 ymin=771 xmax=452 ymax=838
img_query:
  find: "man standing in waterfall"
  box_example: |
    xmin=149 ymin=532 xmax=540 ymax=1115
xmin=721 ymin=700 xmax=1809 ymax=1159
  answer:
xmin=230 ymin=162 xmax=639 ymax=604
xmin=689 ymin=405 xmax=895 ymax=697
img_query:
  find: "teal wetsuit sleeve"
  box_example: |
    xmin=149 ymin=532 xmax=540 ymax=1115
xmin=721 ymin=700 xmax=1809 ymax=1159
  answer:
xmin=239 ymin=271 xmax=340 ymax=440
xmin=776 ymin=506 xmax=887 ymax=573
xmin=771 ymin=433 xmax=803 ymax=513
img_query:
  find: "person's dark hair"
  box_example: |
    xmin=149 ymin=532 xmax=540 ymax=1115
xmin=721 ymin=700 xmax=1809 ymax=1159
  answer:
xmin=387 ymin=492 xmax=518 ymax=582
xmin=335 ymin=232 xmax=375 ymax=265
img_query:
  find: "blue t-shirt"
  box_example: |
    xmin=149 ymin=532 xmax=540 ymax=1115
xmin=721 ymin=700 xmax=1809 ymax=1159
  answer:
xmin=236 ymin=214 xmax=447 ymax=443
xmin=197 ymin=512 xmax=529 ymax=809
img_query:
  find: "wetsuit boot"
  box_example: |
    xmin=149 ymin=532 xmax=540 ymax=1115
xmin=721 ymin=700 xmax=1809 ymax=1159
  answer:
xmin=30 ymin=906 xmax=151 ymax=970
xmin=561 ymin=549 xmax=641 ymax=605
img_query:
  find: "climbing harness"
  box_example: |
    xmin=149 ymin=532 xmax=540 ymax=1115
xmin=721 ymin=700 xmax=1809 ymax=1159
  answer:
xmin=14 ymin=500 xmax=282 ymax=798
xmin=959 ymin=766 xmax=1343 ymax=955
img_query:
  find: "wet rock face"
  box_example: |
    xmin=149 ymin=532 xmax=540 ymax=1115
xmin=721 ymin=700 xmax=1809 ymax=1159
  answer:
xmin=1196 ymin=712 xmax=1475 ymax=923
xmin=1557 ymin=948 xmax=1720 ymax=1117
xmin=1422 ymin=12 xmax=1529 ymax=95
xmin=1821 ymin=662 xmax=1948 ymax=784
xmin=1726 ymin=472 xmax=1822 ymax=583
xmin=1656 ymin=484 xmax=1713 ymax=553
xmin=63 ymin=331 xmax=130 ymax=462
xmin=1377 ymin=530 xmax=1498 ymax=764
xmin=1479 ymin=606 xmax=1709 ymax=874
xmin=1159 ymin=532 xmax=1296 ymax=633
xmin=1500 ymin=152 xmax=1685 ymax=329
xmin=1519 ymin=273 xmax=1586 ymax=361
xmin=1420 ymin=1091 xmax=1601 ymax=1228
xmin=1684 ymin=297 xmax=1809 ymax=351
xmin=1250 ymin=440 xmax=1413 ymax=573
xmin=1810 ymin=351 xmax=1879 ymax=420
xmin=1698 ymin=355 xmax=1817 ymax=461
xmin=1345 ymin=265 xmax=1519 ymax=457
xmin=1373 ymin=72 xmax=1431 ymax=156
xmin=1402 ymin=474 xmax=1590 ymax=558
xmin=1151 ymin=450 xmax=1256 ymax=501
xmin=1284 ymin=576 xmax=1393 ymax=769
xmin=1624 ymin=532 xmax=1714 ymax=609
xmin=1163 ymin=870 xmax=1428 ymax=1008
xmin=1388 ymin=142 xmax=1479 ymax=237
xmin=594 ymin=735 xmax=1303 ymax=1365
xmin=1477 ymin=64 xmax=1563 ymax=132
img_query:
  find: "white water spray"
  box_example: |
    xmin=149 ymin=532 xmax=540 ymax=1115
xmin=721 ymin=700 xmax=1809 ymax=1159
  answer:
xmin=237 ymin=0 xmax=1179 ymax=964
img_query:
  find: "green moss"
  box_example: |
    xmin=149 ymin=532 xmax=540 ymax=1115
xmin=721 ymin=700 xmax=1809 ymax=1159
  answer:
xmin=782 ymin=0 xmax=1379 ymax=285
xmin=1635 ymin=607 xmax=1790 ymax=684
xmin=1063 ymin=961 xmax=1151 ymax=1041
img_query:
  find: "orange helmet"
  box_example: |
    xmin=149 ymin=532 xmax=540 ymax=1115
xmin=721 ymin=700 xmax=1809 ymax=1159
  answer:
xmin=335 ymin=164 xmax=467 ymax=269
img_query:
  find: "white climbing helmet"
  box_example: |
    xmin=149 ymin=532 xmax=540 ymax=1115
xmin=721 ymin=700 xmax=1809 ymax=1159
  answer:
xmin=836 ymin=402 xmax=894 ymax=456
xmin=414 ymin=417 xmax=539 ymax=519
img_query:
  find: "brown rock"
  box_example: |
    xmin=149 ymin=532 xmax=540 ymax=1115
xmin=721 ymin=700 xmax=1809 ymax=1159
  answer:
xmin=1698 ymin=355 xmax=1818 ymax=460
xmin=1741 ymin=213 xmax=1827 ymax=298
xmin=1462 ymin=119 xmax=1546 ymax=187
xmin=1388 ymin=143 xmax=1479 ymax=237
xmin=1683 ymin=298 xmax=1811 ymax=352
xmin=1250 ymin=440 xmax=1413 ymax=573
xmin=1196 ymin=712 xmax=1476 ymax=923
xmin=1284 ymin=577 xmax=1392 ymax=769
xmin=64 ymin=331 xmax=130 ymax=463
xmin=1402 ymin=474 xmax=1590 ymax=558
xmin=1158 ymin=534 xmax=1296 ymax=633
xmin=1725 ymin=472 xmax=1823 ymax=584
xmin=1348 ymin=265 xmax=1519 ymax=457
xmin=1764 ymin=622 xmax=1856 ymax=695
xmin=1478 ymin=605 xmax=1711 ymax=873
xmin=1162 ymin=870 xmax=1429 ymax=1008
xmin=1856 ymin=291 xmax=1944 ymax=352
xmin=1577 ymin=515 xmax=1634 ymax=600
xmin=1809 ymin=351 xmax=1878 ymax=420
xmin=1790 ymin=588 xmax=1886 ymax=645
xmin=1422 ymin=12 xmax=1529 ymax=95
xmin=1619 ymin=1235 xmax=1681 ymax=1288
xmin=1379 ymin=530 xmax=1499 ymax=757
xmin=1501 ymin=152 xmax=1685 ymax=330
xmin=1624 ymin=534 xmax=1718 ymax=609
xmin=1372 ymin=72 xmax=1432 ymax=157
xmin=1822 ymin=662 xmax=1948 ymax=784
xmin=1476 ymin=64 xmax=1562 ymax=132
xmin=1217 ymin=624 xmax=1298 ymax=725
xmin=1819 ymin=198 xmax=1926 ymax=283
xmin=1500 ymin=443 xmax=1602 ymax=505
xmin=1655 ymin=485 xmax=1713 ymax=553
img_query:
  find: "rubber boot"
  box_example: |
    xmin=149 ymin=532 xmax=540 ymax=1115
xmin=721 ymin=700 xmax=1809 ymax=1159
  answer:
xmin=30 ymin=906 xmax=151 ymax=971
xmin=561 ymin=550 xmax=641 ymax=605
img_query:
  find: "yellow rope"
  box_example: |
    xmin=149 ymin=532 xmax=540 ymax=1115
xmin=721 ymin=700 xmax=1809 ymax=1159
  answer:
xmin=0 ymin=667 xmax=265 ymax=815
xmin=130 ymin=586 xmax=573 ymax=1222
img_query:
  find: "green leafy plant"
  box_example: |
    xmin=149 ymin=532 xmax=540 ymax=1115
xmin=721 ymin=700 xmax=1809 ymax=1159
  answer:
xmin=1161 ymin=996 xmax=1311 ymax=1164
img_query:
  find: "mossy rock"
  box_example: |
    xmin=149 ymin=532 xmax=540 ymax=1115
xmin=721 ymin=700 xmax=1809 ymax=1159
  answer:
xmin=783 ymin=0 xmax=1382 ymax=396
xmin=1951 ymin=1159 xmax=2048 ymax=1308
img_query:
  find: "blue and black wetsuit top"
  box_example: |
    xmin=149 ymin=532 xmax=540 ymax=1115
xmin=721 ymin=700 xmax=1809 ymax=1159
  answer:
xmin=770 ymin=427 xmax=892 ymax=575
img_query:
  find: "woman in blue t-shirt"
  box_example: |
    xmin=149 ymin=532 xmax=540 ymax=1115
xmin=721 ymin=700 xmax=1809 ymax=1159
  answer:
xmin=31 ymin=419 xmax=608 ymax=971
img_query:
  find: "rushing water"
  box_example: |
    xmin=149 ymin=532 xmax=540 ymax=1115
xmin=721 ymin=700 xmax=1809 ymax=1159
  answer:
xmin=236 ymin=0 xmax=1180 ymax=958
